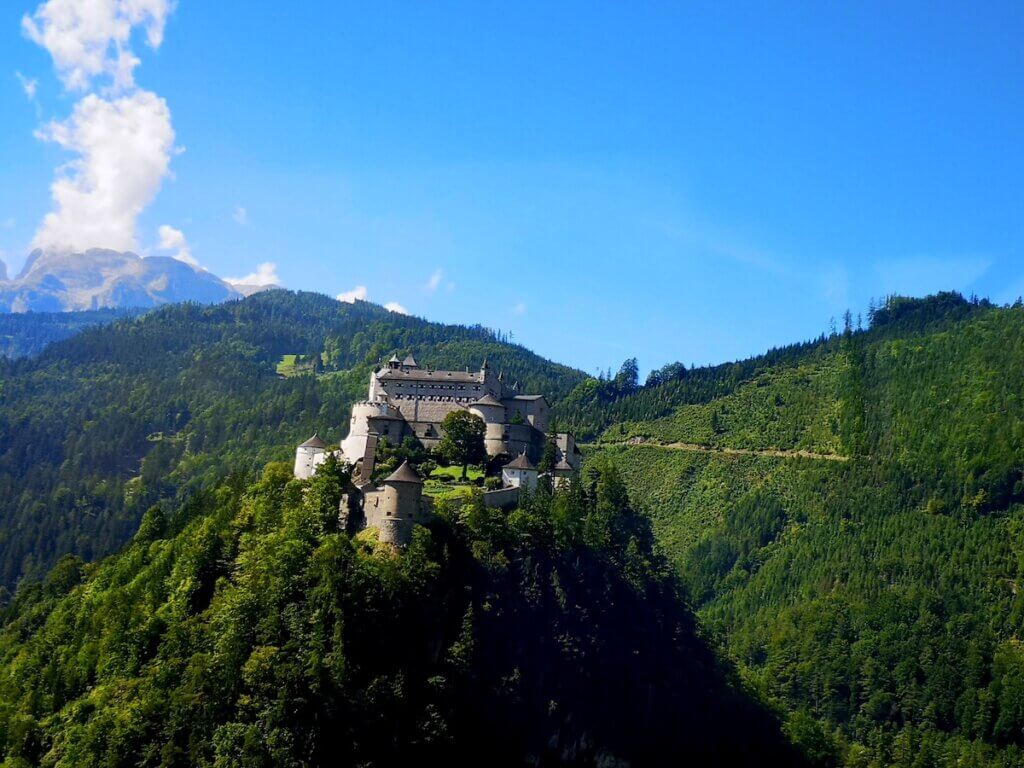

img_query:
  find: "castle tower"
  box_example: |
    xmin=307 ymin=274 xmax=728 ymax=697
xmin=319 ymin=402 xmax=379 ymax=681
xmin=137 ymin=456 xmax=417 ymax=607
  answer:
xmin=502 ymin=450 xmax=538 ymax=491
xmin=468 ymin=393 xmax=507 ymax=456
xmin=294 ymin=434 xmax=328 ymax=479
xmin=376 ymin=461 xmax=424 ymax=546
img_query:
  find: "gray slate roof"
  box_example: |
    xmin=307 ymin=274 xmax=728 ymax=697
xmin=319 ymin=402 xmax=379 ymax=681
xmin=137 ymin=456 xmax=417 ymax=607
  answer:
xmin=299 ymin=434 xmax=328 ymax=449
xmin=469 ymin=394 xmax=504 ymax=408
xmin=378 ymin=368 xmax=483 ymax=383
xmin=384 ymin=461 xmax=423 ymax=484
xmin=504 ymin=452 xmax=536 ymax=471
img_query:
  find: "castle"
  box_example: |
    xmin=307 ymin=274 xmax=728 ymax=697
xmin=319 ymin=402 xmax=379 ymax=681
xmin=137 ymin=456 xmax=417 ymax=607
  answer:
xmin=294 ymin=355 xmax=581 ymax=545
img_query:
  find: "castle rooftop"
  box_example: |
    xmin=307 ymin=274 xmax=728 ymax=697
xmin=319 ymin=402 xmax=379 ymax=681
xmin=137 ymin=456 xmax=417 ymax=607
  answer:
xmin=299 ymin=434 xmax=328 ymax=449
xmin=469 ymin=394 xmax=504 ymax=407
xmin=383 ymin=461 xmax=423 ymax=484
xmin=504 ymin=451 xmax=536 ymax=470
xmin=377 ymin=367 xmax=483 ymax=383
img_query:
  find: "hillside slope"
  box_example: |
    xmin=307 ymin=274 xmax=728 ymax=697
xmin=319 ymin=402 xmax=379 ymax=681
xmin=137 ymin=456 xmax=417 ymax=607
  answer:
xmin=0 ymin=290 xmax=584 ymax=588
xmin=588 ymin=296 xmax=1024 ymax=766
xmin=0 ymin=308 xmax=146 ymax=359
xmin=0 ymin=460 xmax=801 ymax=766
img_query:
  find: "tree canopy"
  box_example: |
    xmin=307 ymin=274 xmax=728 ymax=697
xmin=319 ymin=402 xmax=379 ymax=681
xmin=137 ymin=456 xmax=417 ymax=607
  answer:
xmin=438 ymin=410 xmax=486 ymax=479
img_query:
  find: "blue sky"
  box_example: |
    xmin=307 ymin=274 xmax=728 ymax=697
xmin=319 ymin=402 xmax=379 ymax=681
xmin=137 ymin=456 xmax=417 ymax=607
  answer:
xmin=1 ymin=1 xmax=1022 ymax=376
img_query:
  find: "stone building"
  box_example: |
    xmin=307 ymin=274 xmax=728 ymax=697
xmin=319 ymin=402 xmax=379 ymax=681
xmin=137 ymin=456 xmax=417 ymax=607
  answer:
xmin=294 ymin=354 xmax=582 ymax=545
xmin=501 ymin=450 xmax=539 ymax=491
xmin=340 ymin=355 xmax=566 ymax=468
xmin=340 ymin=460 xmax=432 ymax=547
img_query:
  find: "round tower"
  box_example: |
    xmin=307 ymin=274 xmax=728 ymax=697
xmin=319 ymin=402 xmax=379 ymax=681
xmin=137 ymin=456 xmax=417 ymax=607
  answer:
xmin=340 ymin=401 xmax=401 ymax=464
xmin=377 ymin=461 xmax=424 ymax=546
xmin=468 ymin=394 xmax=506 ymax=456
xmin=294 ymin=434 xmax=328 ymax=479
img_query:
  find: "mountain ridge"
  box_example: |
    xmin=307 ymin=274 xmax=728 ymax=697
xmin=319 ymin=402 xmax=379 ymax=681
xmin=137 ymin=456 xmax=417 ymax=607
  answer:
xmin=0 ymin=248 xmax=257 ymax=312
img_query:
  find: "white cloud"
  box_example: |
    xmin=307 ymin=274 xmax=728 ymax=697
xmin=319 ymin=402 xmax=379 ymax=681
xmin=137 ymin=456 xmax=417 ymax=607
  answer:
xmin=232 ymin=205 xmax=247 ymax=225
xmin=513 ymin=301 xmax=526 ymax=315
xmin=337 ymin=285 xmax=368 ymax=303
xmin=424 ymin=268 xmax=442 ymax=293
xmin=225 ymin=262 xmax=280 ymax=287
xmin=24 ymin=0 xmax=180 ymax=255
xmin=384 ymin=301 xmax=409 ymax=315
xmin=32 ymin=90 xmax=175 ymax=253
xmin=22 ymin=0 xmax=173 ymax=92
xmin=1 ymin=218 xmax=14 ymax=229
xmin=15 ymin=71 xmax=37 ymax=100
xmin=156 ymin=224 xmax=197 ymax=267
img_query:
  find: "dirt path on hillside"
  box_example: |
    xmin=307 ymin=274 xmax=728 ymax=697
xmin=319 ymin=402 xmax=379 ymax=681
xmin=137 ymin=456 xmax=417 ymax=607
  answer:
xmin=590 ymin=439 xmax=851 ymax=462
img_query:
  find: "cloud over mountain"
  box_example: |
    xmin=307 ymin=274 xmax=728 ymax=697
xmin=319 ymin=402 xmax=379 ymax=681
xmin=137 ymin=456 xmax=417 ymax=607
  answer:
xmin=23 ymin=0 xmax=179 ymax=255
xmin=0 ymin=248 xmax=243 ymax=312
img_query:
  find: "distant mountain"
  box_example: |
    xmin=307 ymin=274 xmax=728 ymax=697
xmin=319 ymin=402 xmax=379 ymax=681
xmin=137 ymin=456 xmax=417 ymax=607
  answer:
xmin=0 ymin=249 xmax=246 ymax=312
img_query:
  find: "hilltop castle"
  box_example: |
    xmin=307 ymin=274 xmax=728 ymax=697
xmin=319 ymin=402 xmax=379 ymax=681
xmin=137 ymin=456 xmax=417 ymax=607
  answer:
xmin=294 ymin=355 xmax=581 ymax=545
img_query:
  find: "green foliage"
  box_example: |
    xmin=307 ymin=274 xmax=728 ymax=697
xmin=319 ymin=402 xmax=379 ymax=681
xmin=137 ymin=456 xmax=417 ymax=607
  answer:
xmin=0 ymin=462 xmax=800 ymax=766
xmin=602 ymin=352 xmax=848 ymax=455
xmin=0 ymin=291 xmax=585 ymax=588
xmin=0 ymin=308 xmax=144 ymax=358
xmin=437 ymin=411 xmax=486 ymax=480
xmin=588 ymin=298 xmax=1024 ymax=767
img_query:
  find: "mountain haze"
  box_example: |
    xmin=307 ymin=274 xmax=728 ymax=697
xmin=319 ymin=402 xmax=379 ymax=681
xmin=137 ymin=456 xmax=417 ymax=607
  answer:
xmin=0 ymin=249 xmax=248 ymax=312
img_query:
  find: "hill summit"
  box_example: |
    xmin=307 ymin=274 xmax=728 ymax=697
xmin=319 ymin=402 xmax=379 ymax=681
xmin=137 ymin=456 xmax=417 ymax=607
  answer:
xmin=0 ymin=249 xmax=251 ymax=312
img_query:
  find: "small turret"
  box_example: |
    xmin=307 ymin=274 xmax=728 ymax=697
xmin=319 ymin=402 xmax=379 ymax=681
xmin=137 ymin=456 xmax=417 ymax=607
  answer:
xmin=502 ymin=450 xmax=538 ymax=491
xmin=294 ymin=433 xmax=328 ymax=479
xmin=375 ymin=461 xmax=424 ymax=547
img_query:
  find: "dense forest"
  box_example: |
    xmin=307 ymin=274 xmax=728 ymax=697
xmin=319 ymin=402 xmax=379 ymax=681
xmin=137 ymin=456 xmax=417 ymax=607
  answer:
xmin=3 ymin=289 xmax=1024 ymax=765
xmin=0 ymin=308 xmax=143 ymax=358
xmin=0 ymin=291 xmax=584 ymax=588
xmin=589 ymin=294 xmax=1024 ymax=766
xmin=0 ymin=458 xmax=802 ymax=766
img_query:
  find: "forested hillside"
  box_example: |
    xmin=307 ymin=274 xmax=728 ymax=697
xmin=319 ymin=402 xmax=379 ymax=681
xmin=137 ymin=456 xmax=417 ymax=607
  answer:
xmin=0 ymin=308 xmax=143 ymax=358
xmin=5 ymin=288 xmax=1024 ymax=766
xmin=0 ymin=459 xmax=801 ymax=766
xmin=0 ymin=291 xmax=584 ymax=588
xmin=588 ymin=295 xmax=1024 ymax=766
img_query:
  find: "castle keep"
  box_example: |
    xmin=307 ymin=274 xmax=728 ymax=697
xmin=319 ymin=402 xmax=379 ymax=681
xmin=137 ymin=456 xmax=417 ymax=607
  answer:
xmin=294 ymin=355 xmax=581 ymax=545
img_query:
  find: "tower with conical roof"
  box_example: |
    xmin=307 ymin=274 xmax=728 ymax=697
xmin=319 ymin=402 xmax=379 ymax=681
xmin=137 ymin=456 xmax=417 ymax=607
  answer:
xmin=502 ymin=449 xmax=539 ymax=491
xmin=364 ymin=460 xmax=426 ymax=546
xmin=294 ymin=433 xmax=328 ymax=479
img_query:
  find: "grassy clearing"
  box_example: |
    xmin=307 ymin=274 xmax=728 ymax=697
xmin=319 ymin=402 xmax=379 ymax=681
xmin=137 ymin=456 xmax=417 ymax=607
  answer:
xmin=423 ymin=465 xmax=486 ymax=500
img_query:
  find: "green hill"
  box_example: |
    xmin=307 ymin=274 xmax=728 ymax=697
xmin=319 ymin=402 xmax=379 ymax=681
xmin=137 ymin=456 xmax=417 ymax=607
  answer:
xmin=0 ymin=460 xmax=801 ymax=766
xmin=587 ymin=296 xmax=1024 ymax=766
xmin=0 ymin=291 xmax=584 ymax=589
xmin=0 ymin=308 xmax=147 ymax=359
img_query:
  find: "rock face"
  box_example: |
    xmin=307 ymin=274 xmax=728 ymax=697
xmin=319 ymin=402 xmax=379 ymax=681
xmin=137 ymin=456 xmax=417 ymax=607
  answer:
xmin=0 ymin=249 xmax=243 ymax=312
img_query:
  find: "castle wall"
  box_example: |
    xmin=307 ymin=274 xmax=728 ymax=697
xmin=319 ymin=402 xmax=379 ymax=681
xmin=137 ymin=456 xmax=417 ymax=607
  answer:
xmin=505 ymin=423 xmax=542 ymax=460
xmin=294 ymin=446 xmax=325 ymax=479
xmin=484 ymin=487 xmax=520 ymax=509
xmin=502 ymin=466 xmax=538 ymax=491
xmin=340 ymin=401 xmax=403 ymax=463
xmin=362 ymin=480 xmax=425 ymax=546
